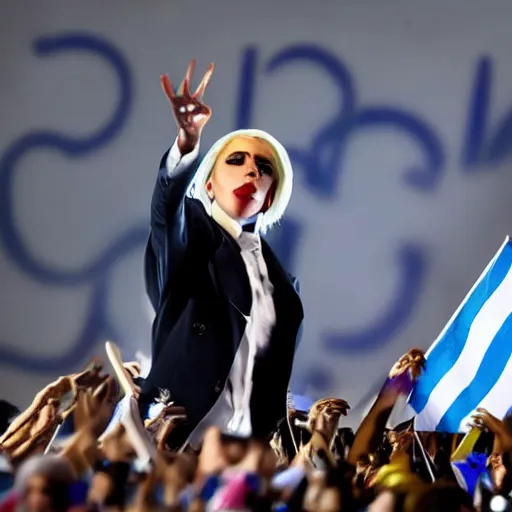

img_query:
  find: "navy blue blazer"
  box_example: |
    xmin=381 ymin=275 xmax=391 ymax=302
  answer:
xmin=140 ymin=146 xmax=304 ymax=439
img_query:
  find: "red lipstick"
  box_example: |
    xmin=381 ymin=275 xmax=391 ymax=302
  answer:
xmin=233 ymin=183 xmax=257 ymax=199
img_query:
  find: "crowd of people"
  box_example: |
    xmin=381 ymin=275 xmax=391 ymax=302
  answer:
xmin=0 ymin=347 xmax=510 ymax=511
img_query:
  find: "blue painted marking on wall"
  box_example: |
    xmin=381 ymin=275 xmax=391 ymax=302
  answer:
xmin=461 ymin=57 xmax=492 ymax=169
xmin=0 ymin=33 xmax=136 ymax=284
xmin=265 ymin=44 xmax=357 ymax=198
xmin=0 ymin=33 xmax=147 ymax=372
xmin=461 ymin=56 xmax=512 ymax=168
xmin=0 ymin=35 xmax=510 ymax=397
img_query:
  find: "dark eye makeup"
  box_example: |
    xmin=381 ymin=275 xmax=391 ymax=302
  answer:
xmin=225 ymin=152 xmax=274 ymax=176
xmin=226 ymin=152 xmax=245 ymax=165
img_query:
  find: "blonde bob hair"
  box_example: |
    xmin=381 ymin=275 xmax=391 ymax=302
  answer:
xmin=189 ymin=129 xmax=294 ymax=234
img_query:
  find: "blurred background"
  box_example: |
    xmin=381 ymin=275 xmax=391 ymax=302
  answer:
xmin=1 ymin=0 xmax=512 ymax=427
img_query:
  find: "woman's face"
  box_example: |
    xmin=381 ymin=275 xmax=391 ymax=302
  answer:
xmin=206 ymin=136 xmax=277 ymax=222
xmin=24 ymin=475 xmax=55 ymax=512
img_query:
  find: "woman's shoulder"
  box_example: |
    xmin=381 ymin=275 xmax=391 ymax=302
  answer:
xmin=184 ymin=197 xmax=223 ymax=248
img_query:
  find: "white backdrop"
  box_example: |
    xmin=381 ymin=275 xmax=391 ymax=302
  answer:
xmin=2 ymin=0 xmax=512 ymax=427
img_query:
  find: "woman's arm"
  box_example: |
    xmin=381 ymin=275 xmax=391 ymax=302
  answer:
xmin=146 ymin=60 xmax=214 ymax=309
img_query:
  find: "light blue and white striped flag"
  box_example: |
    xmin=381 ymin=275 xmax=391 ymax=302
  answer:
xmin=397 ymin=236 xmax=512 ymax=433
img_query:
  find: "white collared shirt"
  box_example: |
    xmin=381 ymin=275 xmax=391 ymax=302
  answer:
xmin=164 ymin=141 xmax=276 ymax=444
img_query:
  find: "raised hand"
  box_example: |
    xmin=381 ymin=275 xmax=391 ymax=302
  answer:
xmin=100 ymin=424 xmax=136 ymax=463
xmin=293 ymin=398 xmax=350 ymax=470
xmin=161 ymin=59 xmax=214 ymax=154
xmin=376 ymin=349 xmax=425 ymax=410
xmin=471 ymin=408 xmax=512 ymax=453
xmin=389 ymin=348 xmax=426 ymax=380
xmin=307 ymin=398 xmax=350 ymax=441
xmin=73 ymin=377 xmax=118 ymax=438
xmin=387 ymin=429 xmax=415 ymax=460
xmin=196 ymin=427 xmax=229 ymax=484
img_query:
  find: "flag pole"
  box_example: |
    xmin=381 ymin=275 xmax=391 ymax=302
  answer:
xmin=414 ymin=431 xmax=436 ymax=482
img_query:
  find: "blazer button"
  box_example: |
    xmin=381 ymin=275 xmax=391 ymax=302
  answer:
xmin=192 ymin=322 xmax=206 ymax=335
xmin=214 ymin=380 xmax=222 ymax=393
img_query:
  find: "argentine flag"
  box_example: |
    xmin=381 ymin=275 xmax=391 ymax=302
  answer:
xmin=399 ymin=236 xmax=512 ymax=433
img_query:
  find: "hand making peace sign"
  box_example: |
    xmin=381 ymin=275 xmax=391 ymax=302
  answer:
xmin=161 ymin=59 xmax=214 ymax=154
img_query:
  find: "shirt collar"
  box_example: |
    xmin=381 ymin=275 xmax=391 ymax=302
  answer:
xmin=210 ymin=200 xmax=263 ymax=240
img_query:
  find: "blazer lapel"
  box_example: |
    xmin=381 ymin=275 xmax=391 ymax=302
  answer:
xmin=260 ymin=238 xmax=304 ymax=326
xmin=210 ymin=228 xmax=252 ymax=318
